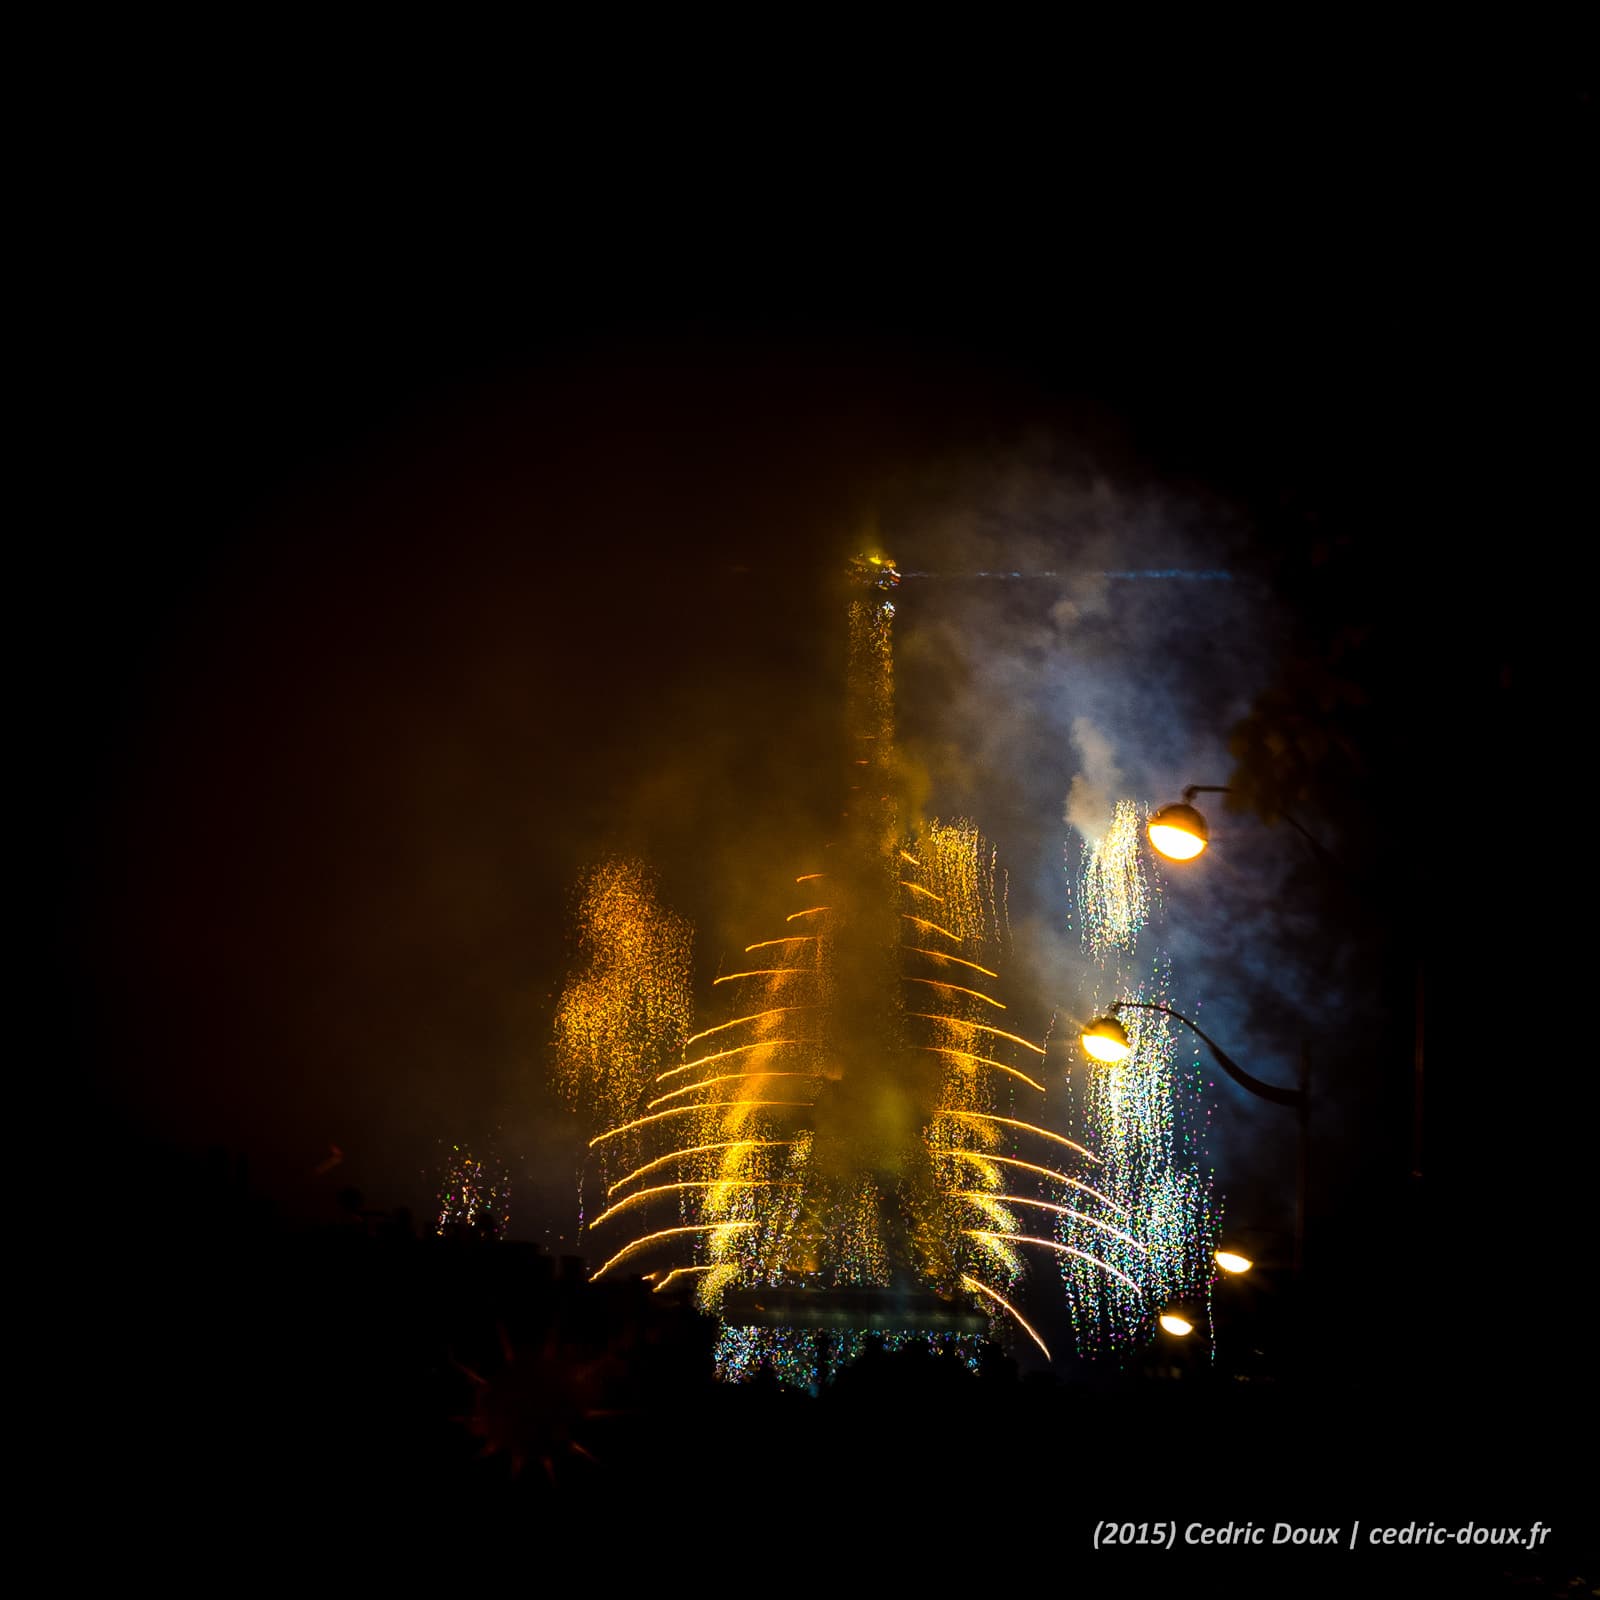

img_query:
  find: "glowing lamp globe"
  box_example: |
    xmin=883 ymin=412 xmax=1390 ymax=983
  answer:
xmin=1214 ymin=1250 xmax=1253 ymax=1275
xmin=1158 ymin=1312 xmax=1194 ymax=1337
xmin=1147 ymin=803 xmax=1209 ymax=861
xmin=1081 ymin=1016 xmax=1132 ymax=1064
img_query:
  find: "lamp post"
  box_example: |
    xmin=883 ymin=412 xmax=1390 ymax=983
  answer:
xmin=1081 ymin=1000 xmax=1310 ymax=1273
xmin=1147 ymin=784 xmax=1340 ymax=873
xmin=1147 ymin=779 xmax=1424 ymax=1190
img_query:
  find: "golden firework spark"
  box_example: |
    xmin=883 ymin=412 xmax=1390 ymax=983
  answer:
xmin=551 ymin=858 xmax=694 ymax=1132
xmin=905 ymin=978 xmax=1006 ymax=1009
xmin=917 ymin=1046 xmax=1046 ymax=1094
xmin=684 ymin=1009 xmax=807 ymax=1047
xmin=940 ymin=1111 xmax=1099 ymax=1162
xmin=946 ymin=1193 xmax=1148 ymax=1250
xmin=655 ymin=1040 xmax=813 ymax=1085
xmin=917 ymin=819 xmax=1005 ymax=944
xmin=908 ymin=1015 xmax=1046 ymax=1056
xmin=653 ymin=1266 xmax=719 ymax=1293
xmin=588 ymin=1181 xmax=800 ymax=1230
xmin=591 ymin=1222 xmax=758 ymax=1281
xmin=964 ymin=1230 xmax=1144 ymax=1292
xmin=902 ymin=947 xmax=1000 ymax=978
xmin=606 ymin=1141 xmax=799 ymax=1198
xmin=962 ymin=1273 xmax=1051 ymax=1360
xmin=935 ymin=1149 xmax=1128 ymax=1213
xmin=647 ymin=1071 xmax=821 ymax=1110
xmin=589 ymin=1101 xmax=815 ymax=1147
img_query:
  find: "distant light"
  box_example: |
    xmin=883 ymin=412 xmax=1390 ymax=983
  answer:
xmin=1147 ymin=803 xmax=1209 ymax=861
xmin=1215 ymin=1250 xmax=1253 ymax=1275
xmin=1159 ymin=1312 xmax=1194 ymax=1337
xmin=1081 ymin=1016 xmax=1132 ymax=1064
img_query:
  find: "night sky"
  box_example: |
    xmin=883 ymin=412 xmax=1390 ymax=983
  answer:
xmin=66 ymin=342 xmax=1371 ymax=1237
xmin=51 ymin=59 xmax=1584 ymax=1386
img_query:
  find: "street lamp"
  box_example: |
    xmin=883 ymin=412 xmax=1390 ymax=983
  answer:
xmin=1147 ymin=801 xmax=1210 ymax=860
xmin=1148 ymin=784 xmax=1337 ymax=870
xmin=1080 ymin=998 xmax=1310 ymax=1272
xmin=1151 ymin=775 xmax=1425 ymax=1198
xmin=1157 ymin=1311 xmax=1194 ymax=1337
xmin=1079 ymin=1014 xmax=1132 ymax=1063
xmin=1214 ymin=1249 xmax=1253 ymax=1275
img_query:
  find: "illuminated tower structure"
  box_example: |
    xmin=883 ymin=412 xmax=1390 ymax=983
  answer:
xmin=580 ymin=557 xmax=1133 ymax=1381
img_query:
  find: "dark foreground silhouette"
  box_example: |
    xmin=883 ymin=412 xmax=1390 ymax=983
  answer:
xmin=76 ymin=1141 xmax=1592 ymax=1592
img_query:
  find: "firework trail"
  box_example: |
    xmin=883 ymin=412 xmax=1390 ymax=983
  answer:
xmin=1074 ymin=799 xmax=1156 ymax=961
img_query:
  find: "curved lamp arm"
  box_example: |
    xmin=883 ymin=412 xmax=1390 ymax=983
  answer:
xmin=1182 ymin=785 xmax=1343 ymax=878
xmin=1112 ymin=1000 xmax=1306 ymax=1109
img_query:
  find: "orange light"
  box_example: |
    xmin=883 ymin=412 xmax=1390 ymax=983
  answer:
xmin=1147 ymin=803 xmax=1209 ymax=861
xmin=1081 ymin=1016 xmax=1131 ymax=1063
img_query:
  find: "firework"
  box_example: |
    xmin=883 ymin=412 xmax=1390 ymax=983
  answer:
xmin=902 ymin=948 xmax=999 ymax=978
xmin=546 ymin=553 xmax=1229 ymax=1373
xmin=590 ymin=1221 xmax=759 ymax=1281
xmin=910 ymin=1016 xmax=1046 ymax=1056
xmin=564 ymin=564 xmax=1127 ymax=1381
xmin=917 ymin=1047 xmax=1047 ymax=1095
xmin=937 ymin=1148 xmax=1125 ymax=1210
xmin=946 ymin=1193 xmax=1147 ymax=1250
xmin=552 ymin=857 xmax=695 ymax=1142
xmin=962 ymin=1274 xmax=1051 ymax=1359
xmin=551 ymin=558 xmax=1227 ymax=1379
xmin=710 ymin=1324 xmax=985 ymax=1388
xmin=1056 ymin=773 xmax=1223 ymax=1356
xmin=436 ymin=1145 xmax=511 ymax=1238
xmin=1075 ymin=799 xmax=1156 ymax=961
xmin=1058 ymin=962 xmax=1221 ymax=1353
xmin=965 ymin=1230 xmax=1145 ymax=1293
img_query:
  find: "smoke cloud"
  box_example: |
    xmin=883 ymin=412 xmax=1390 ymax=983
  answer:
xmin=1062 ymin=717 xmax=1124 ymax=844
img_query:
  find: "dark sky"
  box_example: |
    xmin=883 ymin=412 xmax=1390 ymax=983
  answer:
xmin=63 ymin=328 xmax=1400 ymax=1247
xmin=52 ymin=63 xmax=1583 ymax=1312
